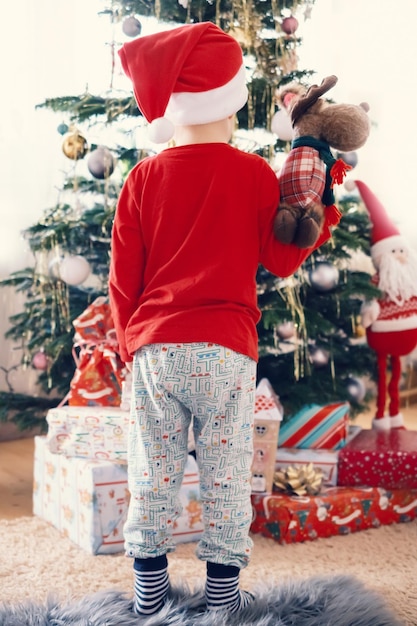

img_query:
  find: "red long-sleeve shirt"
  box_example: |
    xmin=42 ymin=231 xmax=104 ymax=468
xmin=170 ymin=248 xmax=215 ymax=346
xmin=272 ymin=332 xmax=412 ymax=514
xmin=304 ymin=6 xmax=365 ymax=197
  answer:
xmin=109 ymin=142 xmax=331 ymax=363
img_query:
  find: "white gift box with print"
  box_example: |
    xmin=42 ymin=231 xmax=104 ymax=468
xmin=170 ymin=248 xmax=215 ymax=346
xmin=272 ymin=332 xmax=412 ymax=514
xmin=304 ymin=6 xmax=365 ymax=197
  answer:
xmin=33 ymin=436 xmax=203 ymax=554
xmin=46 ymin=405 xmax=195 ymax=462
xmin=46 ymin=406 xmax=129 ymax=463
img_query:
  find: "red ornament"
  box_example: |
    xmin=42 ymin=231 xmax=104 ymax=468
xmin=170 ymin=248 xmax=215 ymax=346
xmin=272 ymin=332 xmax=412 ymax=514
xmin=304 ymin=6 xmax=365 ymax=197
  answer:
xmin=282 ymin=15 xmax=299 ymax=35
xmin=32 ymin=350 xmax=48 ymax=371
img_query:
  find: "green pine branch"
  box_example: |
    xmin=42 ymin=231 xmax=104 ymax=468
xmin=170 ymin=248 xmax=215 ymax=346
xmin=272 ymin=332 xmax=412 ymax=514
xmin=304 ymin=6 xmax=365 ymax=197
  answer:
xmin=0 ymin=391 xmax=61 ymax=433
xmin=36 ymin=93 xmax=139 ymax=123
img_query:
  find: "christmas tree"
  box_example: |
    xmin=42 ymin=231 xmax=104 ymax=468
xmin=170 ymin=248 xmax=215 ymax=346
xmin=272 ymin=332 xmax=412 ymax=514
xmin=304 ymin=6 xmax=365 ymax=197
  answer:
xmin=0 ymin=0 xmax=379 ymax=432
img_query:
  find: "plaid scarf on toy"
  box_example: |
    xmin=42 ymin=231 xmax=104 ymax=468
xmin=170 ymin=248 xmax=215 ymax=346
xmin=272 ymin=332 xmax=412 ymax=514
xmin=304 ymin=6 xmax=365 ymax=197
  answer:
xmin=292 ymin=136 xmax=351 ymax=206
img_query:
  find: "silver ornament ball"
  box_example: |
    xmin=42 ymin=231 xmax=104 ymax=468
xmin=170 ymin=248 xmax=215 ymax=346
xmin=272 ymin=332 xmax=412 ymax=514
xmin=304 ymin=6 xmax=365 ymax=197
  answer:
xmin=344 ymin=376 xmax=366 ymax=403
xmin=309 ymin=346 xmax=330 ymax=367
xmin=122 ymin=16 xmax=142 ymax=37
xmin=87 ymin=146 xmax=115 ymax=180
xmin=276 ymin=320 xmax=296 ymax=340
xmin=309 ymin=262 xmax=339 ymax=292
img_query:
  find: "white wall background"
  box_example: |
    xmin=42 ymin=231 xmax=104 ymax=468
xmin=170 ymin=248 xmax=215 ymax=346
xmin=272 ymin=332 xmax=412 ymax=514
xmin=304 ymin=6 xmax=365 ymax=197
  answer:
xmin=1 ymin=0 xmax=416 ymax=394
xmin=0 ymin=0 xmax=107 ymax=393
xmin=298 ymin=0 xmax=417 ymax=247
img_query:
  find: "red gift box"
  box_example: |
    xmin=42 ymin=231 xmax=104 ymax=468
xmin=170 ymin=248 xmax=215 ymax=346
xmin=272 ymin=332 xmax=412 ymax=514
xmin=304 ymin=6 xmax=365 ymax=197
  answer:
xmin=337 ymin=429 xmax=417 ymax=489
xmin=250 ymin=486 xmax=417 ymax=545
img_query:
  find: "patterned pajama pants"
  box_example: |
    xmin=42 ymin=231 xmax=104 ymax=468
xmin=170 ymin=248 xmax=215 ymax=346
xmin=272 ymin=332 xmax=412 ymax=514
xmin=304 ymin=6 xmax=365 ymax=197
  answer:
xmin=124 ymin=342 xmax=256 ymax=569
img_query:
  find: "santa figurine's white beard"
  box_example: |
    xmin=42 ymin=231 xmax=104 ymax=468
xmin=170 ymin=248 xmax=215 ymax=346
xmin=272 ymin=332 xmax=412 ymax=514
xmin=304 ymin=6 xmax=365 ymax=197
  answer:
xmin=377 ymin=251 xmax=417 ymax=305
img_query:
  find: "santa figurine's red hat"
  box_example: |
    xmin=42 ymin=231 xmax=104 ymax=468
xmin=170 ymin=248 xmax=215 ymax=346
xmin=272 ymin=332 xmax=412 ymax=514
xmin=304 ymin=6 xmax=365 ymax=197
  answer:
xmin=118 ymin=22 xmax=248 ymax=144
xmin=347 ymin=180 xmax=403 ymax=263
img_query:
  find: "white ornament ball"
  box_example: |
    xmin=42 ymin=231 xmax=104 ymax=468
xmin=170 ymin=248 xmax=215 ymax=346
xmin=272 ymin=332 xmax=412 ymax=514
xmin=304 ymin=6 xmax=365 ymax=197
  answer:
xmin=59 ymin=255 xmax=91 ymax=286
xmin=344 ymin=179 xmax=356 ymax=193
xmin=271 ymin=110 xmax=294 ymax=142
xmin=309 ymin=263 xmax=339 ymax=292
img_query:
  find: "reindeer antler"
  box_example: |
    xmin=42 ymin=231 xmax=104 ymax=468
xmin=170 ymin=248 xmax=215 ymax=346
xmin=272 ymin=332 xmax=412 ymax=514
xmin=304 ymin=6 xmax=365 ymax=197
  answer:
xmin=291 ymin=75 xmax=338 ymax=126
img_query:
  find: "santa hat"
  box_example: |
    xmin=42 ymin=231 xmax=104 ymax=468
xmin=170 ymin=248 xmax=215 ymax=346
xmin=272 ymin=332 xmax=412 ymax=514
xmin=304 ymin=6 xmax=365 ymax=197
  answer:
xmin=118 ymin=22 xmax=248 ymax=144
xmin=351 ymin=180 xmax=403 ymax=262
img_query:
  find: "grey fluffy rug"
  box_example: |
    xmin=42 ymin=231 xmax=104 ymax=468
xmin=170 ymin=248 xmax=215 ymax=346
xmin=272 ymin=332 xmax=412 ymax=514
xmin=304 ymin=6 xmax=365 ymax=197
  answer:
xmin=0 ymin=574 xmax=404 ymax=626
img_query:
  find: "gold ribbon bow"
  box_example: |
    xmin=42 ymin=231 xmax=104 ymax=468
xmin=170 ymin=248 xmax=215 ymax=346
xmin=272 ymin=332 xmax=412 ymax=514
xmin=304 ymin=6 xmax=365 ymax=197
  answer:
xmin=273 ymin=463 xmax=324 ymax=496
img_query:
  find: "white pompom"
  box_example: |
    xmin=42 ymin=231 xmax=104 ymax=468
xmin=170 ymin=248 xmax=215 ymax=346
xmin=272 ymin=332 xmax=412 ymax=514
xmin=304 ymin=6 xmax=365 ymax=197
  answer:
xmin=148 ymin=117 xmax=175 ymax=144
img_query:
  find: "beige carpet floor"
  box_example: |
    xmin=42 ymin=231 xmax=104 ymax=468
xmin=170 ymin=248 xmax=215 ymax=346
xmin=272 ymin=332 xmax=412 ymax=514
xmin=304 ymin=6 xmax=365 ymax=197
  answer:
xmin=0 ymin=516 xmax=416 ymax=625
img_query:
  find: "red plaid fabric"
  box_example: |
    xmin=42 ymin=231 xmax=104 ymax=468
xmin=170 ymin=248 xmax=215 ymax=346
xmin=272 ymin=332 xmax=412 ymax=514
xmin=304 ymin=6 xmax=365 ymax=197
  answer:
xmin=279 ymin=146 xmax=326 ymax=208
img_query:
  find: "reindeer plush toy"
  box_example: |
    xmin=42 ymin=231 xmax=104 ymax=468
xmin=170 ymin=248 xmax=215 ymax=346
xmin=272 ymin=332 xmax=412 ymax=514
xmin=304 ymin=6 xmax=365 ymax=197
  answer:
xmin=274 ymin=75 xmax=370 ymax=248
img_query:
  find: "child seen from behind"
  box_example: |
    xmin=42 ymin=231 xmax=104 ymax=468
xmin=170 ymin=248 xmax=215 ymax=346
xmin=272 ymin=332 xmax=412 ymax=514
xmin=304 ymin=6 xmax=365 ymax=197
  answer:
xmin=109 ymin=21 xmax=333 ymax=617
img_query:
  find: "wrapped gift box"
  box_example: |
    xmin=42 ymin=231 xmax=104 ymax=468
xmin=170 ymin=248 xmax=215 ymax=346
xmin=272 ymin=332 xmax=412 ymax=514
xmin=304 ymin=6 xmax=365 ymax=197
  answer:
xmin=275 ymin=447 xmax=340 ymax=486
xmin=275 ymin=425 xmax=362 ymax=486
xmin=251 ymin=485 xmax=417 ymax=545
xmin=120 ymin=371 xmax=132 ymax=411
xmin=46 ymin=406 xmax=129 ymax=463
xmin=46 ymin=405 xmax=196 ymax=461
xmin=251 ymin=378 xmax=283 ymax=494
xmin=337 ymin=429 xmax=417 ymax=489
xmin=33 ymin=436 xmax=203 ymax=554
xmin=278 ymin=402 xmax=350 ymax=450
xmin=68 ymin=297 xmax=126 ymax=407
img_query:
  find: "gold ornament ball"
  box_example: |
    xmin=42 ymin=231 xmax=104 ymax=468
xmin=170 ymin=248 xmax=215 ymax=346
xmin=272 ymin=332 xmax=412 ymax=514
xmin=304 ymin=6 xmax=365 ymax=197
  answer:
xmin=62 ymin=132 xmax=88 ymax=160
xmin=356 ymin=324 xmax=366 ymax=338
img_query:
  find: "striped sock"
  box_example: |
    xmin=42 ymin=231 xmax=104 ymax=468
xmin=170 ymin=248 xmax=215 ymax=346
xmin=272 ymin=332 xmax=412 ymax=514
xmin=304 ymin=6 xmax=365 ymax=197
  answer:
xmin=205 ymin=562 xmax=254 ymax=613
xmin=133 ymin=555 xmax=170 ymax=616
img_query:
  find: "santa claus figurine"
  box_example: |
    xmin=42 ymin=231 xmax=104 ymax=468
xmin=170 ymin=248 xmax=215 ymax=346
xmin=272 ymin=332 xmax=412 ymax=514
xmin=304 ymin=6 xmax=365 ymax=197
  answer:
xmin=353 ymin=180 xmax=417 ymax=431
